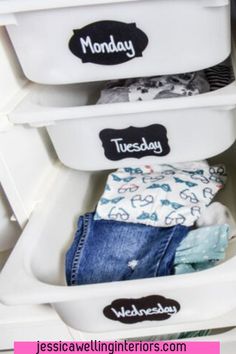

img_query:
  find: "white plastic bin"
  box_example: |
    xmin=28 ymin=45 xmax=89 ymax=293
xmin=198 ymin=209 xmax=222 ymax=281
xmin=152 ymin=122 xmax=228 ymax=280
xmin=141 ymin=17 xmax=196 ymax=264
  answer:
xmin=7 ymin=68 xmax=236 ymax=171
xmin=0 ymin=185 xmax=21 ymax=252
xmin=0 ymin=0 xmax=231 ymax=84
xmin=1 ymin=146 xmax=236 ymax=338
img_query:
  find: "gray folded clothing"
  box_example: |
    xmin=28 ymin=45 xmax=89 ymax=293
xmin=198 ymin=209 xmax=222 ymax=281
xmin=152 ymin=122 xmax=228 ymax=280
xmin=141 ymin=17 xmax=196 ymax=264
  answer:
xmin=97 ymin=86 xmax=129 ymax=104
xmin=97 ymin=71 xmax=210 ymax=104
xmin=97 ymin=57 xmax=234 ymax=104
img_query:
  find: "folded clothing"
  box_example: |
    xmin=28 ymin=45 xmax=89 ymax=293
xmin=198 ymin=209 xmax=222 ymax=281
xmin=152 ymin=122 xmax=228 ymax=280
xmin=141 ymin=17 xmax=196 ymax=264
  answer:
xmin=197 ymin=202 xmax=236 ymax=239
xmin=97 ymin=57 xmax=234 ymax=105
xmin=97 ymin=85 xmax=129 ymax=104
xmin=66 ymin=217 xmax=230 ymax=286
xmin=97 ymin=71 xmax=209 ymax=104
xmin=204 ymin=57 xmax=235 ymax=92
xmin=95 ymin=162 xmax=226 ymax=228
xmin=128 ymin=72 xmax=209 ymax=101
xmin=66 ymin=212 xmax=189 ymax=286
xmin=174 ymin=224 xmax=230 ymax=274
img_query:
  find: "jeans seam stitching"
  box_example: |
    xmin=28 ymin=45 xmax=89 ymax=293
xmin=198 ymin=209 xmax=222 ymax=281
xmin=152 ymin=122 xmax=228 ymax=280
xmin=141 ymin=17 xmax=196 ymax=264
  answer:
xmin=154 ymin=225 xmax=180 ymax=276
xmin=70 ymin=213 xmax=90 ymax=285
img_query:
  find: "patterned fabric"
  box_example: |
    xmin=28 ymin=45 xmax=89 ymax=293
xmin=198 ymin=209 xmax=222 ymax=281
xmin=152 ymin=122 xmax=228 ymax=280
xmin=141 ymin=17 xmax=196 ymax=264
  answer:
xmin=95 ymin=162 xmax=227 ymax=227
xmin=128 ymin=72 xmax=209 ymax=101
xmin=96 ymin=56 xmax=234 ymax=104
xmin=204 ymin=57 xmax=234 ymax=91
xmin=97 ymin=71 xmax=209 ymax=104
xmin=174 ymin=224 xmax=230 ymax=274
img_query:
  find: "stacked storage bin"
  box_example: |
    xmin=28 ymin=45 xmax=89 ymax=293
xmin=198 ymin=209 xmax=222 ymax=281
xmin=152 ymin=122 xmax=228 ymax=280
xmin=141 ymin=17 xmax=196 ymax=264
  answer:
xmin=0 ymin=26 xmax=75 ymax=347
xmin=1 ymin=0 xmax=236 ymax=345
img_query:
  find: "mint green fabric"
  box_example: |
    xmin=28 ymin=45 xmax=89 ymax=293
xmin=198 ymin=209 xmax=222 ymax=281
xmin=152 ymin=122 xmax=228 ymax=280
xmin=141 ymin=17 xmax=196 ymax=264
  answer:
xmin=174 ymin=224 xmax=229 ymax=274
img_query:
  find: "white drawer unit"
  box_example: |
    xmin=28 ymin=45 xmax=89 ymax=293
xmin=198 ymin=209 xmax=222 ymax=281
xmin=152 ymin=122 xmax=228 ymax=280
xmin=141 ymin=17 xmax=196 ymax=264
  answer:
xmin=6 ymin=63 xmax=236 ymax=171
xmin=1 ymin=146 xmax=236 ymax=339
xmin=0 ymin=185 xmax=21 ymax=252
xmin=0 ymin=244 xmax=74 ymax=349
xmin=0 ymin=26 xmax=57 ymax=228
xmin=0 ymin=0 xmax=236 ymax=345
xmin=0 ymin=25 xmax=75 ymax=348
xmin=0 ymin=303 xmax=74 ymax=349
xmin=0 ymin=0 xmax=231 ymax=84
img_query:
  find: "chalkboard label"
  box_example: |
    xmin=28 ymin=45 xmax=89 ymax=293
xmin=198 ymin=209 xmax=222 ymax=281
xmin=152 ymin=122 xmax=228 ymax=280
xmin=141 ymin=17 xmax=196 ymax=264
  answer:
xmin=69 ymin=20 xmax=148 ymax=65
xmin=103 ymin=295 xmax=181 ymax=324
xmin=99 ymin=124 xmax=170 ymax=161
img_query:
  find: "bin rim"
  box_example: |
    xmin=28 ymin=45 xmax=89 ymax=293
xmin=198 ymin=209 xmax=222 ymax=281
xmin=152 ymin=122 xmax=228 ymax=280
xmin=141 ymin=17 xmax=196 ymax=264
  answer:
xmin=0 ymin=0 xmax=150 ymax=15
xmin=0 ymin=0 xmax=230 ymax=16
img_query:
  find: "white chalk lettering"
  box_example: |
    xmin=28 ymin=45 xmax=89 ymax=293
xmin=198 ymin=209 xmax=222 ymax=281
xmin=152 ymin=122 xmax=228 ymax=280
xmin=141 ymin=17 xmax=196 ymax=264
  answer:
xmin=110 ymin=137 xmax=163 ymax=155
xmin=111 ymin=303 xmax=177 ymax=319
xmin=80 ymin=35 xmax=135 ymax=58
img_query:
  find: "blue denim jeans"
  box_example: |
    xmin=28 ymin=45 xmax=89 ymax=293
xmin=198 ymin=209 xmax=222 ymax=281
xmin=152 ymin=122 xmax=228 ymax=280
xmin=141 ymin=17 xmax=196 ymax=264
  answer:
xmin=66 ymin=213 xmax=190 ymax=286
